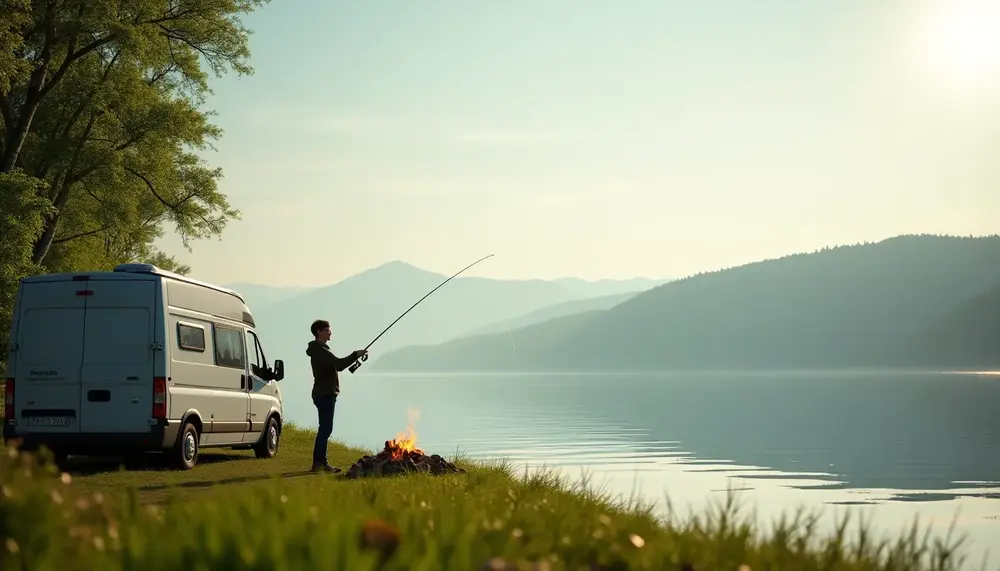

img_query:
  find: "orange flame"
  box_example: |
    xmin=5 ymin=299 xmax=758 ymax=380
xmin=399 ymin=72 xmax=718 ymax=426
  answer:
xmin=384 ymin=408 xmax=424 ymax=460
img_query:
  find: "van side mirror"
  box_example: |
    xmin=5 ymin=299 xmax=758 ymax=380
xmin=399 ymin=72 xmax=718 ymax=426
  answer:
xmin=273 ymin=359 xmax=284 ymax=382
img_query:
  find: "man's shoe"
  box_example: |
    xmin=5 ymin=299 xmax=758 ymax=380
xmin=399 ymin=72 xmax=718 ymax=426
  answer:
xmin=312 ymin=463 xmax=341 ymax=474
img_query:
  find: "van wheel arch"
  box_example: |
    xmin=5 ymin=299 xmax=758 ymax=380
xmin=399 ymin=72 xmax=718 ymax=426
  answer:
xmin=167 ymin=411 xmax=203 ymax=470
xmin=172 ymin=421 xmax=200 ymax=470
xmin=253 ymin=413 xmax=281 ymax=459
xmin=179 ymin=411 xmax=203 ymax=438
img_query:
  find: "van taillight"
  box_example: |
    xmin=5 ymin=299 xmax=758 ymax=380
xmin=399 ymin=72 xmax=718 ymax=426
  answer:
xmin=152 ymin=377 xmax=167 ymax=420
xmin=4 ymin=379 xmax=13 ymax=421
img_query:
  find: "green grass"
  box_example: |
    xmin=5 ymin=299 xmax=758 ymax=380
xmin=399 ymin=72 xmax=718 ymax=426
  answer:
xmin=0 ymin=420 xmax=979 ymax=571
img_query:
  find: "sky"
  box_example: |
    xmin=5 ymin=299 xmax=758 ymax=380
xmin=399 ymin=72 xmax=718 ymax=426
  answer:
xmin=154 ymin=0 xmax=1000 ymax=287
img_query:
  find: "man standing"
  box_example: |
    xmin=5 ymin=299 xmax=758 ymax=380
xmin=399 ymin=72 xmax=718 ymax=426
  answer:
xmin=306 ymin=319 xmax=368 ymax=473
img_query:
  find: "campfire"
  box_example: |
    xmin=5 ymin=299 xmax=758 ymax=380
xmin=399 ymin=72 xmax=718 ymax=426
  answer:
xmin=345 ymin=417 xmax=465 ymax=479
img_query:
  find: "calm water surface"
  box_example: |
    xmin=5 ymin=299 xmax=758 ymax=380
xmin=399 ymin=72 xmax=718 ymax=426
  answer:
xmin=282 ymin=370 xmax=1000 ymax=569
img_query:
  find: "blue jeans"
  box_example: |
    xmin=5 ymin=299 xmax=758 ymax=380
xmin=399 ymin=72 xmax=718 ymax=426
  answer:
xmin=312 ymin=394 xmax=337 ymax=466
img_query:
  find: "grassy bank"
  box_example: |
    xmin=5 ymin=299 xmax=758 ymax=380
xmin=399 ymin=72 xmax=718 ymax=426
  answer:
xmin=0 ymin=423 xmax=974 ymax=571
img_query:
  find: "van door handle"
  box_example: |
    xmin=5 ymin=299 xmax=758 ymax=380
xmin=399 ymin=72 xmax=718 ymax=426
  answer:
xmin=241 ymin=374 xmax=246 ymax=390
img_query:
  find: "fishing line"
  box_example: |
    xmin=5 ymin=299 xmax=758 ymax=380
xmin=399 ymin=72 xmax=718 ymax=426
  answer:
xmin=348 ymin=253 xmax=496 ymax=373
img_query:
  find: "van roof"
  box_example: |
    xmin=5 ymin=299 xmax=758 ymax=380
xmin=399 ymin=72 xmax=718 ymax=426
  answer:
xmin=21 ymin=263 xmax=247 ymax=305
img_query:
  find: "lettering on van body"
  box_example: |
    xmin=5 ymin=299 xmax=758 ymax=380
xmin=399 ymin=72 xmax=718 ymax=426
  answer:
xmin=27 ymin=369 xmax=62 ymax=381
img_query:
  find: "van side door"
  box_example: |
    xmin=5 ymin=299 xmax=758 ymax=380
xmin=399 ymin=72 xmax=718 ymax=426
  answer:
xmin=242 ymin=329 xmax=273 ymax=443
xmin=208 ymin=324 xmax=250 ymax=444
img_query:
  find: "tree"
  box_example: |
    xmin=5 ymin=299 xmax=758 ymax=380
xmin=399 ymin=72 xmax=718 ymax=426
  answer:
xmin=0 ymin=0 xmax=268 ymax=269
xmin=0 ymin=170 xmax=53 ymax=374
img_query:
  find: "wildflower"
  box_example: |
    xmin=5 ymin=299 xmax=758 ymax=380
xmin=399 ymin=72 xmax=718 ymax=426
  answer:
xmin=599 ymin=514 xmax=612 ymax=526
xmin=511 ymin=528 xmax=524 ymax=539
xmin=629 ymin=533 xmax=645 ymax=548
xmin=50 ymin=489 xmax=63 ymax=505
xmin=482 ymin=558 xmax=515 ymax=571
xmin=93 ymin=536 xmax=105 ymax=552
xmin=359 ymin=519 xmax=400 ymax=563
xmin=5 ymin=538 xmax=19 ymax=554
xmin=60 ymin=472 xmax=72 ymax=484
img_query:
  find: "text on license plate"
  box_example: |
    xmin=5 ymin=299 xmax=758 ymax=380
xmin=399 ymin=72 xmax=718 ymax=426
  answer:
xmin=27 ymin=416 xmax=71 ymax=427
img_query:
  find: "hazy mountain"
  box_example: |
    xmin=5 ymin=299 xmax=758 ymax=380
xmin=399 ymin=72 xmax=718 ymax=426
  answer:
xmin=460 ymin=291 xmax=638 ymax=338
xmin=247 ymin=260 xmax=662 ymax=381
xmin=223 ymin=283 xmax=318 ymax=312
xmin=372 ymin=235 xmax=1000 ymax=372
xmin=551 ymin=277 xmax=668 ymax=298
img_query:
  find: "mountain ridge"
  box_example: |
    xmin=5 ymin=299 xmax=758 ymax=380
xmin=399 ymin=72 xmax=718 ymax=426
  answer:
xmin=372 ymin=234 xmax=1000 ymax=372
xmin=243 ymin=259 xmax=664 ymax=382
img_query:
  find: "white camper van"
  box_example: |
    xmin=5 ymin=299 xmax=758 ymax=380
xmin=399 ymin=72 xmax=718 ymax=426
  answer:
xmin=3 ymin=263 xmax=286 ymax=470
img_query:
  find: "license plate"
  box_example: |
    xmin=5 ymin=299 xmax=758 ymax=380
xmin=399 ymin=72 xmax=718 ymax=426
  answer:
xmin=27 ymin=416 xmax=71 ymax=427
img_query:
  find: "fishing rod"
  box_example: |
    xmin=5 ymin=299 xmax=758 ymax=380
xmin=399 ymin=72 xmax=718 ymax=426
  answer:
xmin=348 ymin=253 xmax=496 ymax=373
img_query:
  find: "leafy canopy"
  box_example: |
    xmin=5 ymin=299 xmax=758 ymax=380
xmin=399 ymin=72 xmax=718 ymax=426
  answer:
xmin=0 ymin=0 xmax=269 ymax=272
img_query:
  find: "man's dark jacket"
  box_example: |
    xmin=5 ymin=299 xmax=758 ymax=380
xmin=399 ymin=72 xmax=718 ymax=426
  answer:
xmin=306 ymin=340 xmax=361 ymax=398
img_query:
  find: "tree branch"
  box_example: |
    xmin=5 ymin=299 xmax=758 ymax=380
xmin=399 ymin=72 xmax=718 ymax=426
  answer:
xmin=37 ymin=33 xmax=120 ymax=100
xmin=52 ymin=223 xmax=112 ymax=244
xmin=123 ymin=165 xmax=175 ymax=208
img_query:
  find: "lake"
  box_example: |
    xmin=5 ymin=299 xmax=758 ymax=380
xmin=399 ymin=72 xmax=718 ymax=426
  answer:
xmin=281 ymin=370 xmax=1000 ymax=569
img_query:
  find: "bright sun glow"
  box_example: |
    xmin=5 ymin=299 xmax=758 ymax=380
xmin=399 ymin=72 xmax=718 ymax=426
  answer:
xmin=918 ymin=0 xmax=1000 ymax=89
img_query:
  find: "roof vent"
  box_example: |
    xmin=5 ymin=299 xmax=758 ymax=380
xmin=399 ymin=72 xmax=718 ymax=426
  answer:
xmin=113 ymin=263 xmax=160 ymax=274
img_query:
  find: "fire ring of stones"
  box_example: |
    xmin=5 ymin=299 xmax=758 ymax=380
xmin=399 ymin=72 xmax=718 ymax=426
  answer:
xmin=345 ymin=438 xmax=466 ymax=479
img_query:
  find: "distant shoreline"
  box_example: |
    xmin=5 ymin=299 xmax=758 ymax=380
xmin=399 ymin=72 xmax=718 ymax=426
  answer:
xmin=364 ymin=367 xmax=1000 ymax=377
xmin=944 ymin=370 xmax=1000 ymax=376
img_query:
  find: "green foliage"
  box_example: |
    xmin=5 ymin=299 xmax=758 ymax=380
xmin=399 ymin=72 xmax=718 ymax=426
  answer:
xmin=0 ymin=427 xmax=971 ymax=571
xmin=0 ymin=0 xmax=31 ymax=94
xmin=0 ymin=0 xmax=269 ymax=274
xmin=0 ymin=170 xmax=53 ymax=375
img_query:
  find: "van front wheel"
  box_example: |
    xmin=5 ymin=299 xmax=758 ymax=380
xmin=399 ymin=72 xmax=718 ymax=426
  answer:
xmin=254 ymin=416 xmax=280 ymax=459
xmin=173 ymin=421 xmax=200 ymax=470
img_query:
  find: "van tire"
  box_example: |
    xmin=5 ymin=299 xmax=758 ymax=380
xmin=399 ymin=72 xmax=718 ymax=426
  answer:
xmin=173 ymin=421 xmax=200 ymax=470
xmin=254 ymin=416 xmax=280 ymax=459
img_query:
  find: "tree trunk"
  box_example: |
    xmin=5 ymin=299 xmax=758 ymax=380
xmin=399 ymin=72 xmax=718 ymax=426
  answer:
xmin=1 ymin=80 xmax=44 ymax=174
xmin=31 ymin=210 xmax=60 ymax=264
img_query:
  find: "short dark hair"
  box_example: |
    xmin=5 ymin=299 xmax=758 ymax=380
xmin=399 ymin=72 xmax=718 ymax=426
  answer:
xmin=310 ymin=319 xmax=330 ymax=338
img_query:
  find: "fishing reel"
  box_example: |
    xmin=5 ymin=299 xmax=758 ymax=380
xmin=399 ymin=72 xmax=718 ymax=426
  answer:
xmin=348 ymin=351 xmax=369 ymax=374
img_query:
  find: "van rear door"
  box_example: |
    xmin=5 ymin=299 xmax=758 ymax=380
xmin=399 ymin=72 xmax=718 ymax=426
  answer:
xmin=78 ymin=279 xmax=156 ymax=434
xmin=13 ymin=279 xmax=88 ymax=433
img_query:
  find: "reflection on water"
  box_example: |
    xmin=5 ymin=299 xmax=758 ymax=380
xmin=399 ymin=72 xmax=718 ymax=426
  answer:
xmin=282 ymin=370 xmax=1000 ymax=569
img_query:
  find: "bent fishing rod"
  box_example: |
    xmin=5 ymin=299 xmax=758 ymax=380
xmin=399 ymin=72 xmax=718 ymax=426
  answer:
xmin=348 ymin=253 xmax=496 ymax=373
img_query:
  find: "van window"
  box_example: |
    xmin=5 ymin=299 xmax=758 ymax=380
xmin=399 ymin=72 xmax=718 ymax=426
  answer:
xmin=177 ymin=323 xmax=206 ymax=352
xmin=245 ymin=331 xmax=262 ymax=377
xmin=213 ymin=326 xmax=245 ymax=369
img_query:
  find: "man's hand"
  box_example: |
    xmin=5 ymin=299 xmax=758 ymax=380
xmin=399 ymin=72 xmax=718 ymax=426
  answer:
xmin=355 ymin=349 xmax=369 ymax=358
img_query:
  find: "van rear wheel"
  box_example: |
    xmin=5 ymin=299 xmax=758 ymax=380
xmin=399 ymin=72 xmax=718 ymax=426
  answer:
xmin=254 ymin=416 xmax=280 ymax=459
xmin=173 ymin=421 xmax=200 ymax=470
